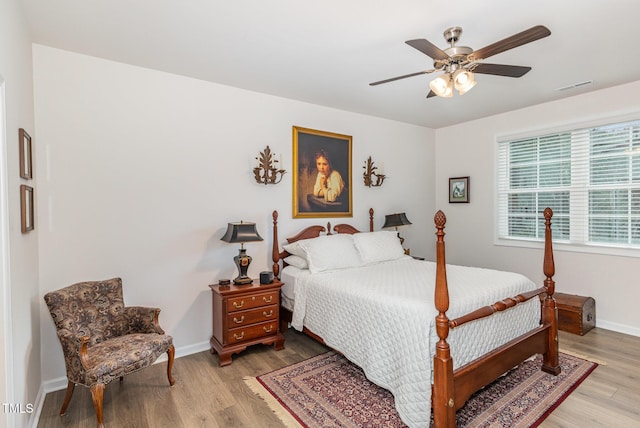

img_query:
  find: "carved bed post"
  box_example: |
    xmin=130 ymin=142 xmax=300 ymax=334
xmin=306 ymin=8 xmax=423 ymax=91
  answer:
xmin=432 ymin=210 xmax=455 ymax=428
xmin=272 ymin=210 xmax=280 ymax=278
xmin=541 ymin=207 xmax=561 ymax=375
xmin=369 ymin=208 xmax=374 ymax=232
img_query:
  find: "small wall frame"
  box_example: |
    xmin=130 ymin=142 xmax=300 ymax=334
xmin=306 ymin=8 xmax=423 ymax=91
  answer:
xmin=20 ymin=185 xmax=34 ymax=233
xmin=449 ymin=176 xmax=469 ymax=203
xmin=19 ymin=128 xmax=32 ymax=180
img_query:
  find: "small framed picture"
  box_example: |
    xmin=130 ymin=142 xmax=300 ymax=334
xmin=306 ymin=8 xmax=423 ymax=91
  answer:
xmin=19 ymin=128 xmax=32 ymax=179
xmin=20 ymin=185 xmax=34 ymax=233
xmin=449 ymin=176 xmax=469 ymax=203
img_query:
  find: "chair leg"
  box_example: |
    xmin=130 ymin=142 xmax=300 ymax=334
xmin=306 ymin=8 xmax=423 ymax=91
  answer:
xmin=166 ymin=345 xmax=176 ymax=386
xmin=59 ymin=381 xmax=75 ymax=415
xmin=90 ymin=383 xmax=105 ymax=428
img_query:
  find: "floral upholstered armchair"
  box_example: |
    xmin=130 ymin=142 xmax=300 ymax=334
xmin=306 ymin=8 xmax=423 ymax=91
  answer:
xmin=44 ymin=277 xmax=175 ymax=428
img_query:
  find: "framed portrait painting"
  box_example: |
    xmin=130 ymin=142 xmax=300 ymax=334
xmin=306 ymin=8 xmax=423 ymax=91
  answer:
xmin=293 ymin=126 xmax=352 ymax=218
xmin=449 ymin=176 xmax=469 ymax=203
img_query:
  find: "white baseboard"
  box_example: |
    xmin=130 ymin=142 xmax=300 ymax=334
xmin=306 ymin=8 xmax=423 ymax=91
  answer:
xmin=30 ymin=340 xmax=211 ymax=428
xmin=159 ymin=340 xmax=210 ymax=361
xmin=27 ymin=384 xmax=46 ymax=428
xmin=597 ymin=319 xmax=640 ymax=337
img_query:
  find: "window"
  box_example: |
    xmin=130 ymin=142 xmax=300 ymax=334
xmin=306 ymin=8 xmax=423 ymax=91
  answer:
xmin=497 ymin=119 xmax=640 ymax=253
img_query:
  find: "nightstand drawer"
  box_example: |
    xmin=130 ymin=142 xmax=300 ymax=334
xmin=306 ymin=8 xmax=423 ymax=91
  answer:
xmin=227 ymin=291 xmax=279 ymax=312
xmin=227 ymin=304 xmax=278 ymax=327
xmin=227 ymin=320 xmax=278 ymax=344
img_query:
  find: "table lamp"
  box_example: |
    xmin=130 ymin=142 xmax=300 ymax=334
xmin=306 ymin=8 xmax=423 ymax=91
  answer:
xmin=220 ymin=221 xmax=264 ymax=284
xmin=383 ymin=212 xmax=412 ymax=251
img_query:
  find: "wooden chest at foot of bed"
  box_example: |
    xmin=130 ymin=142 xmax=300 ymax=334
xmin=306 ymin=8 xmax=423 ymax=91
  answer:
xmin=554 ymin=292 xmax=596 ymax=335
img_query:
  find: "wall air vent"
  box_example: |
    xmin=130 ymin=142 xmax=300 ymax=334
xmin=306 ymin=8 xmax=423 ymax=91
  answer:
xmin=555 ymin=80 xmax=593 ymax=91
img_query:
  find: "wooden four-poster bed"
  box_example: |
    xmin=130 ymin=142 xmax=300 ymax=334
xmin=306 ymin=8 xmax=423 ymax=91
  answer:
xmin=270 ymin=208 xmax=560 ymax=427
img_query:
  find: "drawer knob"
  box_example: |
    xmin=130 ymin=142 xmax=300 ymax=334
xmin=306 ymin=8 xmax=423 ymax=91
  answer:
xmin=263 ymin=296 xmax=273 ymax=303
xmin=233 ymin=300 xmax=245 ymax=309
xmin=263 ymin=310 xmax=274 ymax=318
xmin=233 ymin=316 xmax=245 ymax=324
xmin=233 ymin=332 xmax=245 ymax=340
xmin=263 ymin=325 xmax=273 ymax=333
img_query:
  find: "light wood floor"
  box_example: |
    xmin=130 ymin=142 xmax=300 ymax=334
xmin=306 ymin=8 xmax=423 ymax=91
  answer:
xmin=37 ymin=327 xmax=640 ymax=428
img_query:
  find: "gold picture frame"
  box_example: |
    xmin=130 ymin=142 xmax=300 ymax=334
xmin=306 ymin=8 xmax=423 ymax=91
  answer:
xmin=19 ymin=128 xmax=32 ymax=179
xmin=20 ymin=185 xmax=34 ymax=233
xmin=293 ymin=126 xmax=352 ymax=218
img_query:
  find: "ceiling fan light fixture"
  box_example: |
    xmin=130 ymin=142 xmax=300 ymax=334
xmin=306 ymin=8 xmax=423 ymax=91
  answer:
xmin=370 ymin=25 xmax=551 ymax=101
xmin=453 ymin=69 xmax=476 ymax=95
xmin=430 ymin=74 xmax=453 ymax=98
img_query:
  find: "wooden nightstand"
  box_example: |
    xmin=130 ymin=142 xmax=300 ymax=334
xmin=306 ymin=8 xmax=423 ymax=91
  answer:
xmin=209 ymin=279 xmax=285 ymax=366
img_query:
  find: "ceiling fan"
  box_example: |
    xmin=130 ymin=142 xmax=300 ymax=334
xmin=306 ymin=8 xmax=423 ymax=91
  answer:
xmin=370 ymin=25 xmax=551 ymax=98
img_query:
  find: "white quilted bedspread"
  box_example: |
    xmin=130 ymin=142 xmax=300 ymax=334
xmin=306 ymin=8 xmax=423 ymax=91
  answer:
xmin=288 ymin=256 xmax=541 ymax=428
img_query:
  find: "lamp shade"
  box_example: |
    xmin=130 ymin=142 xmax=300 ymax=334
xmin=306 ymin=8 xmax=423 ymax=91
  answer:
xmin=453 ymin=69 xmax=476 ymax=95
xmin=429 ymin=74 xmax=453 ymax=98
xmin=220 ymin=222 xmax=263 ymax=243
xmin=383 ymin=213 xmax=412 ymax=228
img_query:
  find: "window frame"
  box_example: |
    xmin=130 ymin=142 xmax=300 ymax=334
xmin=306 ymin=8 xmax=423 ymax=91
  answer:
xmin=495 ymin=113 xmax=640 ymax=258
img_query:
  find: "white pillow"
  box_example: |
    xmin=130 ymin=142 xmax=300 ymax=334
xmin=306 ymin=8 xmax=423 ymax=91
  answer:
xmin=353 ymin=231 xmax=406 ymax=265
xmin=298 ymin=234 xmax=362 ymax=273
xmin=284 ymin=255 xmax=309 ymax=269
xmin=283 ymin=241 xmax=307 ymax=258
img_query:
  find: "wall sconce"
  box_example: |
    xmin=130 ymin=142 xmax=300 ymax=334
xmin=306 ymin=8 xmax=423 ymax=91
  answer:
xmin=253 ymin=145 xmax=286 ymax=185
xmin=363 ymin=156 xmax=386 ymax=187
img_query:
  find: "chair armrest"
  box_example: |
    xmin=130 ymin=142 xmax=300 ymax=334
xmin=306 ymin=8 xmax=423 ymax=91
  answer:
xmin=57 ymin=330 xmax=92 ymax=370
xmin=124 ymin=306 xmax=166 ymax=335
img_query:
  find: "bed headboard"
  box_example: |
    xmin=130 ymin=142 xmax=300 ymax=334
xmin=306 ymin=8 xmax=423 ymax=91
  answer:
xmin=271 ymin=208 xmax=374 ymax=277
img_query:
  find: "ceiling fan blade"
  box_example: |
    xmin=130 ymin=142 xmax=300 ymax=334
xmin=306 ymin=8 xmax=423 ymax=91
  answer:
xmin=469 ymin=25 xmax=551 ymax=61
xmin=471 ymin=63 xmax=532 ymax=78
xmin=426 ymin=90 xmax=437 ymax=98
xmin=405 ymin=39 xmax=450 ymax=61
xmin=369 ymin=70 xmax=434 ymax=86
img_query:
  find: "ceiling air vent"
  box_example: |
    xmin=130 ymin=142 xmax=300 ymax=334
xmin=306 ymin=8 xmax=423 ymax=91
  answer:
xmin=555 ymin=80 xmax=593 ymax=91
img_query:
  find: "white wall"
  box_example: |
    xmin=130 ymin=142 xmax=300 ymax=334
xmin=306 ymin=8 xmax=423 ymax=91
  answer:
xmin=435 ymin=80 xmax=640 ymax=336
xmin=24 ymin=32 xmax=640 ymax=419
xmin=0 ymin=0 xmax=40 ymax=427
xmin=32 ymin=45 xmax=435 ymax=384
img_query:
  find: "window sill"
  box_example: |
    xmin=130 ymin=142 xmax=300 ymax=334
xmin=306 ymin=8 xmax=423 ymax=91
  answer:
xmin=495 ymin=237 xmax=640 ymax=258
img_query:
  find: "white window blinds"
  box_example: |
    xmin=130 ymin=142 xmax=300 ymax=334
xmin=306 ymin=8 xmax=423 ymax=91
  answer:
xmin=497 ymin=119 xmax=640 ymax=251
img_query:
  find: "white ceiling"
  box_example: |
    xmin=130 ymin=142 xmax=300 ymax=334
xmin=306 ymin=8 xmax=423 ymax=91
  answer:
xmin=20 ymin=0 xmax=640 ymax=129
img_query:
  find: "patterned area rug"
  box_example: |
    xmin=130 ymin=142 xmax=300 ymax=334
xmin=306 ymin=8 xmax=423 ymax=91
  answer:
xmin=244 ymin=351 xmax=597 ymax=428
